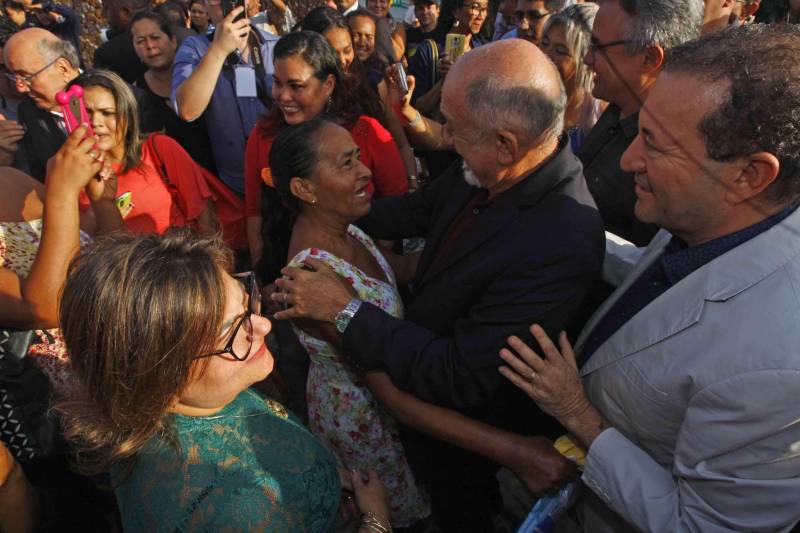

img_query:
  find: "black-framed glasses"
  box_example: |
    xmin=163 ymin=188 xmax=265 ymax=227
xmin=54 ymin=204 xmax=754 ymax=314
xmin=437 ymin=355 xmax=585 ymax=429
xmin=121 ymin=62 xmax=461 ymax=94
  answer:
xmin=514 ymin=9 xmax=549 ymax=22
xmin=462 ymin=2 xmax=489 ymax=15
xmin=195 ymin=271 xmax=261 ymax=361
xmin=587 ymin=39 xmax=634 ymax=56
xmin=3 ymin=56 xmax=60 ymax=88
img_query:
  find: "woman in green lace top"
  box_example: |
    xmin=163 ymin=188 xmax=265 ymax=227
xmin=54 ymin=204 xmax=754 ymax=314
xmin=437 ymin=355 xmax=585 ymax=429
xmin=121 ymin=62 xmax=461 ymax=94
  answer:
xmin=55 ymin=232 xmax=392 ymax=532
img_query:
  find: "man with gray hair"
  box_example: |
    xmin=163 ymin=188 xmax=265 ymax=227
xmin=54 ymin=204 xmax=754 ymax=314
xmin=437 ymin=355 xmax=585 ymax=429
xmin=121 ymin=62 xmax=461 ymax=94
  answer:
xmin=270 ymin=38 xmax=605 ymax=531
xmin=579 ymin=0 xmax=703 ymax=246
xmin=4 ymin=27 xmax=79 ymax=180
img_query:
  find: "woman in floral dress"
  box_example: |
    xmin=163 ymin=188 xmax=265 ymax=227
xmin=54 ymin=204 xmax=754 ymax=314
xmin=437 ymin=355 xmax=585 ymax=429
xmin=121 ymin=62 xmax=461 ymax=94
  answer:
xmin=260 ymin=119 xmax=430 ymax=528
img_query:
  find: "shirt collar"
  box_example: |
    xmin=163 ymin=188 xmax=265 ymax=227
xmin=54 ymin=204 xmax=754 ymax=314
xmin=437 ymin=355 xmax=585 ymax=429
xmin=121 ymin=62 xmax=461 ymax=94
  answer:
xmin=661 ymin=203 xmax=800 ymax=286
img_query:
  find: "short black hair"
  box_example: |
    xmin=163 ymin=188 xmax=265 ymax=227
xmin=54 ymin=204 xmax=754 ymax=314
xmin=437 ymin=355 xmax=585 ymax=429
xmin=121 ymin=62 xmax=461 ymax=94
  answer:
xmin=664 ymin=23 xmax=800 ymax=204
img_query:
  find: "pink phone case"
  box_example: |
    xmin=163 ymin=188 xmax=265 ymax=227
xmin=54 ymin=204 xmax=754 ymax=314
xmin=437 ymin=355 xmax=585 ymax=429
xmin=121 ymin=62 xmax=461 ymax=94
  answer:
xmin=55 ymin=85 xmax=94 ymax=137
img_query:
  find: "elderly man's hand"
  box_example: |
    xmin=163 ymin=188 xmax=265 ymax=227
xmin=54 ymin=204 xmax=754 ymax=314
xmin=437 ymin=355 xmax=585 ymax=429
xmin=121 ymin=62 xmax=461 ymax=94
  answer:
xmin=271 ymin=257 xmax=357 ymax=322
xmin=499 ymin=325 xmax=591 ymax=421
xmin=499 ymin=325 xmax=609 ymax=447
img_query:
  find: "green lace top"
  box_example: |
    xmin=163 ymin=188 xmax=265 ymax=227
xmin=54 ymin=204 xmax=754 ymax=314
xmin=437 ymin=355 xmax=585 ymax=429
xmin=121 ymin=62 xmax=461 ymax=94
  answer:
xmin=112 ymin=389 xmax=341 ymax=532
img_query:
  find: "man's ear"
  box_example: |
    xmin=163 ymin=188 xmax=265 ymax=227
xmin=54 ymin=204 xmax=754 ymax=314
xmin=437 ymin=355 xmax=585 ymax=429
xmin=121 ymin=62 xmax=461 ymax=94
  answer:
xmin=495 ymin=130 xmax=519 ymax=166
xmin=289 ymin=177 xmax=318 ymax=205
xmin=725 ymin=151 xmax=781 ymax=204
xmin=741 ymin=1 xmax=760 ymax=20
xmin=642 ymin=44 xmax=665 ymax=73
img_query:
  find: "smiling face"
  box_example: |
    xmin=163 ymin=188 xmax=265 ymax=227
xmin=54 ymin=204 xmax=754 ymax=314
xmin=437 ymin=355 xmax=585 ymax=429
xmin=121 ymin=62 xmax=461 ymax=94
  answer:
xmin=620 ymin=72 xmax=740 ymax=243
xmin=582 ymin=0 xmax=645 ymax=106
xmin=415 ymin=1 xmax=439 ymax=29
xmin=324 ymin=26 xmax=355 ymax=72
xmin=514 ymin=0 xmax=549 ymax=44
xmin=540 ymin=23 xmax=576 ymax=92
xmin=349 ymin=14 xmax=376 ymax=61
xmin=366 ymin=0 xmax=390 ymax=18
xmin=295 ymin=122 xmax=373 ymax=221
xmin=179 ymin=272 xmax=274 ymax=411
xmin=83 ymin=85 xmax=125 ymax=154
xmin=271 ymin=54 xmax=335 ymax=125
xmin=132 ymin=18 xmax=178 ymax=72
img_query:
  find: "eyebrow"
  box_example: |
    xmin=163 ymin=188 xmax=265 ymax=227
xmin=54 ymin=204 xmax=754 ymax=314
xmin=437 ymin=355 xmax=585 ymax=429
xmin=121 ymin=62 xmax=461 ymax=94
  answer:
xmin=218 ymin=283 xmax=248 ymax=336
xmin=338 ymin=147 xmax=359 ymax=164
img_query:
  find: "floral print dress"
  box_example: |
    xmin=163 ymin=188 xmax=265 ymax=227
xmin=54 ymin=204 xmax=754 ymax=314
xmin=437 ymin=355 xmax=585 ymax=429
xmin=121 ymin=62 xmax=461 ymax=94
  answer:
xmin=289 ymin=225 xmax=430 ymax=528
xmin=0 ymin=220 xmax=90 ymax=396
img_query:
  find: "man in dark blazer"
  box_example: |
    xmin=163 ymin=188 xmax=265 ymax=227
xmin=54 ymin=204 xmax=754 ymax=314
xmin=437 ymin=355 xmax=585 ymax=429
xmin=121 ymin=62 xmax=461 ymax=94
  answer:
xmin=4 ymin=28 xmax=80 ymax=181
xmin=273 ymin=39 xmax=605 ymax=531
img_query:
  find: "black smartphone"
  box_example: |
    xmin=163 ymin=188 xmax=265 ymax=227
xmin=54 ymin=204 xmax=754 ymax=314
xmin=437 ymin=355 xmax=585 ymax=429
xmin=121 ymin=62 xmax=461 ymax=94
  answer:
xmin=221 ymin=0 xmax=246 ymax=21
xmin=391 ymin=62 xmax=409 ymax=93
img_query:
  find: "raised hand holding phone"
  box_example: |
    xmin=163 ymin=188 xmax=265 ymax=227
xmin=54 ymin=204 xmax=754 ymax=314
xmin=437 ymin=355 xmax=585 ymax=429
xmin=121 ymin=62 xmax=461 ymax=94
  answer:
xmin=212 ymin=4 xmax=250 ymax=57
xmin=56 ymin=85 xmax=94 ymax=138
xmin=46 ymin=125 xmax=106 ymax=198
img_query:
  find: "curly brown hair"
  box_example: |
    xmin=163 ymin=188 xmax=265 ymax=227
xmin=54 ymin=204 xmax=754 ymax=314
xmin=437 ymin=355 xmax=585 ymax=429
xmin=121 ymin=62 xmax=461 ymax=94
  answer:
xmin=55 ymin=231 xmax=232 ymax=478
xmin=664 ymin=23 xmax=800 ymax=204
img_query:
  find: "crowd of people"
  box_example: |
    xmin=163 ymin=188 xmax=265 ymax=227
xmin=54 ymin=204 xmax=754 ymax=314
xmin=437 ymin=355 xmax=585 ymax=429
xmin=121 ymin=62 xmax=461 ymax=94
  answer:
xmin=0 ymin=0 xmax=799 ymax=531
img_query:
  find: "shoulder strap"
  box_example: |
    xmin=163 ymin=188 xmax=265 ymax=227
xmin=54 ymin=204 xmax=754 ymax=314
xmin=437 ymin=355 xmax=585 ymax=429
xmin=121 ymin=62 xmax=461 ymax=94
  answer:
xmin=144 ymin=133 xmax=187 ymax=220
xmin=426 ymin=39 xmax=439 ymax=85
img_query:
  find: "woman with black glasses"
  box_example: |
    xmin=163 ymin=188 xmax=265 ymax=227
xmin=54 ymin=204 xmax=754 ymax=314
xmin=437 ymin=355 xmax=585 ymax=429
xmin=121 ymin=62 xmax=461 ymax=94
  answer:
xmin=55 ymin=231 xmax=392 ymax=532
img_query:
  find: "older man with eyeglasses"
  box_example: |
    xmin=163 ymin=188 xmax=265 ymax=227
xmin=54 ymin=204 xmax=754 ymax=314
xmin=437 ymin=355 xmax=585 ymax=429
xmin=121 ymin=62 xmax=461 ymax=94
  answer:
xmin=578 ymin=0 xmax=703 ymax=247
xmin=3 ymin=27 xmax=80 ymax=181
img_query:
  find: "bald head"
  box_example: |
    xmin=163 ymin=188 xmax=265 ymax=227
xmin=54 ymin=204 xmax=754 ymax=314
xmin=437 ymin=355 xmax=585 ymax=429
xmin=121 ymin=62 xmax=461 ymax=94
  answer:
xmin=443 ymin=39 xmax=566 ymax=148
xmin=5 ymin=28 xmax=80 ymax=111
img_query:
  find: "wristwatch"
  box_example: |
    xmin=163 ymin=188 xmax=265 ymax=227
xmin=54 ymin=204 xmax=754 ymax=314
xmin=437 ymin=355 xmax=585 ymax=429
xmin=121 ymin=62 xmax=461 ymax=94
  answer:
xmin=334 ymin=298 xmax=363 ymax=333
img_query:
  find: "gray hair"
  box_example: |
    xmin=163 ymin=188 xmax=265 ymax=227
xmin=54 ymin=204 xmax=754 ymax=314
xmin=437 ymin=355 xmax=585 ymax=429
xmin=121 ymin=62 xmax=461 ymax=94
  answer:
xmin=618 ymin=0 xmax=703 ymax=54
xmin=37 ymin=36 xmax=79 ymax=69
xmin=466 ymin=74 xmax=566 ymax=146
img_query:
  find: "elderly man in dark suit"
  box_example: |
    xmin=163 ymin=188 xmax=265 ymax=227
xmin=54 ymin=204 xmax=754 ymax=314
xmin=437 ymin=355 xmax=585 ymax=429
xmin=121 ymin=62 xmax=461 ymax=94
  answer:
xmin=273 ymin=38 xmax=605 ymax=531
xmin=4 ymin=28 xmax=79 ymax=181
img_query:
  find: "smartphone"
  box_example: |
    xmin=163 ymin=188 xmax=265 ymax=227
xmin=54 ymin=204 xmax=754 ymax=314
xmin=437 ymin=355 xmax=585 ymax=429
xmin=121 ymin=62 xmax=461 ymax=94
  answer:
xmin=445 ymin=33 xmax=467 ymax=61
xmin=221 ymin=0 xmax=246 ymax=22
xmin=391 ymin=62 xmax=409 ymax=93
xmin=55 ymin=85 xmax=94 ymax=137
xmin=115 ymin=192 xmax=133 ymax=217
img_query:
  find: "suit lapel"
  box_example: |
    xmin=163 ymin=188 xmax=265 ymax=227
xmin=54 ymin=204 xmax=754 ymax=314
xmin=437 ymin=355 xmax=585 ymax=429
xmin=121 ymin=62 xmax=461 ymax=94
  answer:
xmin=578 ymin=206 xmax=800 ymax=376
xmin=413 ymin=179 xmax=474 ymax=286
xmin=418 ymin=192 xmax=520 ymax=287
xmin=415 ymin=143 xmax=579 ymax=289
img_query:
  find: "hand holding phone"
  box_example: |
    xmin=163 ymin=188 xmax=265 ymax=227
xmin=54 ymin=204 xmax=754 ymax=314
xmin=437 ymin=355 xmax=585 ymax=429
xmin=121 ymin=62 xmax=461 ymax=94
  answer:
xmin=222 ymin=0 xmax=247 ymax=22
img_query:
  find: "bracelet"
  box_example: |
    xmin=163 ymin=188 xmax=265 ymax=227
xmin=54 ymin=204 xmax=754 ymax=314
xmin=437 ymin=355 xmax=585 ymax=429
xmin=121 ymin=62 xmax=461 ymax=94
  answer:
xmin=360 ymin=511 xmax=393 ymax=533
xmin=405 ymin=109 xmax=422 ymax=129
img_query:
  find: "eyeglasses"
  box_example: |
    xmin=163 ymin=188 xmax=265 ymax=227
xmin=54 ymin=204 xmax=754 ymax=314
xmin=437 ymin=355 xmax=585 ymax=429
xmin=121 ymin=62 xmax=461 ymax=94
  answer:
xmin=587 ymin=39 xmax=634 ymax=56
xmin=3 ymin=57 xmax=60 ymax=88
xmin=195 ymin=271 xmax=262 ymax=361
xmin=514 ymin=9 xmax=549 ymax=22
xmin=462 ymin=3 xmax=489 ymax=15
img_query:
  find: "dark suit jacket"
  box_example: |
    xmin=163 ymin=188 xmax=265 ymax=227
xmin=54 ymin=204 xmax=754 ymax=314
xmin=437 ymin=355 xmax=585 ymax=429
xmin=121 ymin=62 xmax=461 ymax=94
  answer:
xmin=343 ymin=144 xmax=604 ymax=493
xmin=94 ymin=30 xmax=147 ymax=84
xmin=346 ymin=143 xmax=604 ymax=423
xmin=18 ymin=99 xmax=66 ymax=182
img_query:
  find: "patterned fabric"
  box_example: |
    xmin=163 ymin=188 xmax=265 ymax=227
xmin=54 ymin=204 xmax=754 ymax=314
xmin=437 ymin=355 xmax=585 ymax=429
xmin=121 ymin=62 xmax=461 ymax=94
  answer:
xmin=0 ymin=220 xmax=90 ymax=396
xmin=289 ymin=225 xmax=431 ymax=528
xmin=112 ymin=388 xmax=341 ymax=532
